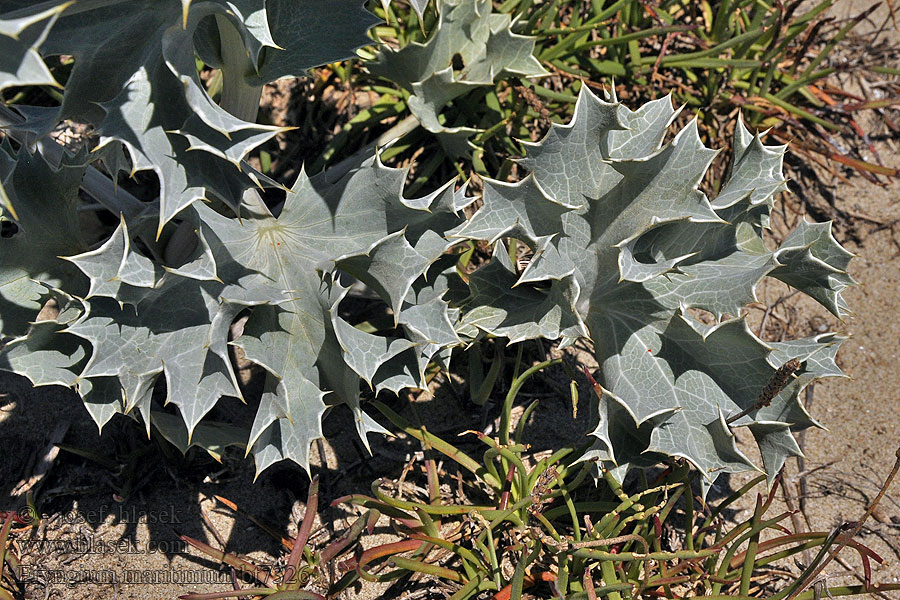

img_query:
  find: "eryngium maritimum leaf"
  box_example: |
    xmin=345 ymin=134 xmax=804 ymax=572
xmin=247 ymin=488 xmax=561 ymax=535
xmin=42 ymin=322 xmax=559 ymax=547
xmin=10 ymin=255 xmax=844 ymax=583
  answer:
xmin=0 ymin=0 xmax=384 ymax=230
xmin=458 ymin=88 xmax=853 ymax=484
xmin=368 ymin=0 xmax=547 ymax=151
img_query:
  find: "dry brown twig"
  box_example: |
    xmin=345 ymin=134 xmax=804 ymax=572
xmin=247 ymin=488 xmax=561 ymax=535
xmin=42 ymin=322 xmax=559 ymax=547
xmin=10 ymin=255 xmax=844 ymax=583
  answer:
xmin=726 ymin=359 xmax=801 ymax=425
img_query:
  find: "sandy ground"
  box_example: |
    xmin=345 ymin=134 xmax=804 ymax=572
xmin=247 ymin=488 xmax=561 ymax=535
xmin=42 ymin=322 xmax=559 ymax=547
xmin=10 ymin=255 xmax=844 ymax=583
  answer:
xmin=2 ymin=3 xmax=900 ymax=599
xmin=740 ymin=1 xmax=900 ymax=593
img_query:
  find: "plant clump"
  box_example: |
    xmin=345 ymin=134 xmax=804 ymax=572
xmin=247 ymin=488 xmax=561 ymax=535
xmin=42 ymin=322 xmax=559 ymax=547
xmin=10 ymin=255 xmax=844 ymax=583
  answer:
xmin=0 ymin=1 xmax=854 ymax=490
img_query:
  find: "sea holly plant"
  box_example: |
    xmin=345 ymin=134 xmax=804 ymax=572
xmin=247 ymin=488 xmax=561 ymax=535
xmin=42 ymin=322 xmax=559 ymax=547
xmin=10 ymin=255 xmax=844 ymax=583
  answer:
xmin=0 ymin=0 xmax=466 ymax=474
xmin=0 ymin=1 xmax=853 ymax=486
xmin=456 ymin=87 xmax=854 ymax=485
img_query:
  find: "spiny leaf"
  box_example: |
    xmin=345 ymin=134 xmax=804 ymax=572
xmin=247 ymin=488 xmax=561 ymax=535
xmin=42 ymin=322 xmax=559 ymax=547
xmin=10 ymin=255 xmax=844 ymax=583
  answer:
xmin=64 ymin=202 xmax=285 ymax=440
xmin=0 ymin=144 xmax=87 ymax=338
xmin=0 ymin=3 xmax=64 ymax=92
xmin=456 ymin=244 xmax=586 ymax=343
xmin=225 ymin=158 xmax=465 ymax=474
xmin=248 ymin=377 xmax=328 ymax=478
xmin=1 ymin=314 xmax=85 ymax=388
xmin=251 ymin=0 xmax=382 ymax=84
xmin=369 ymin=0 xmax=547 ymax=151
xmin=461 ymin=87 xmax=854 ymax=483
xmin=0 ymin=0 xmax=856 ymax=487
xmin=0 ymin=0 xmax=66 ymax=227
xmin=771 ymin=220 xmax=856 ymax=318
xmin=151 ymin=410 xmax=248 ymax=462
xmin=380 ymin=0 xmax=431 ymax=26
xmin=78 ymin=376 xmax=125 ymax=434
xmin=5 ymin=0 xmax=381 ymax=231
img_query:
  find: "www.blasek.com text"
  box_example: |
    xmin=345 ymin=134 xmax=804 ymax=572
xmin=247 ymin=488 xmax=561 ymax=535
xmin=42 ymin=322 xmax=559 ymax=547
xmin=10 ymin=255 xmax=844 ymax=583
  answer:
xmin=18 ymin=537 xmax=187 ymax=555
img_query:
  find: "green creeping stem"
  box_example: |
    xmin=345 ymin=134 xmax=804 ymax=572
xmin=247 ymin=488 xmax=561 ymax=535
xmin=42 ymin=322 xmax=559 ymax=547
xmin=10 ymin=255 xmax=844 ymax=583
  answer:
xmin=448 ymin=577 xmax=498 ymax=600
xmin=532 ymin=511 xmax=562 ymax=544
xmin=567 ymin=25 xmax=695 ymax=52
xmin=773 ymin=68 xmax=836 ymax=101
xmin=590 ymin=478 xmax=679 ymax=537
xmin=641 ymin=28 xmax=766 ymax=66
xmin=573 ymin=548 xmax=719 ymax=562
xmin=696 ymin=474 xmax=766 ymax=548
xmin=373 ymin=401 xmax=501 ymax=489
xmin=180 ymin=590 xmax=279 ymax=599
xmin=735 ymin=533 xmax=871 ymax=571
xmin=683 ymin=476 xmax=695 ymax=552
xmin=266 ymin=592 xmax=327 ymax=600
xmin=607 ymin=498 xmax=667 ymax=539
xmin=499 ymin=358 xmax=563 ymax=446
xmin=485 ymin=526 xmax=501 ymax=590
xmin=514 ymin=399 xmax=540 ymax=444
xmin=536 ymin=0 xmax=628 ymax=37
xmin=739 ymin=495 xmax=763 ymax=596
xmin=524 ymin=81 xmax=578 ymax=103
xmin=482 ymin=446 xmax=504 ymax=494
xmin=565 ymin=584 xmax=636 ymax=600
xmin=599 ymin=560 xmax=623 ymax=600
xmin=334 ymin=494 xmax=420 ymax=523
xmin=770 ymin=524 xmax=852 ymax=600
xmin=603 ymin=469 xmax=631 ymax=502
xmin=542 ymin=501 xmax=619 ymax=521
xmin=528 ymin=446 xmax=577 ymax=490
xmin=413 ymin=507 xmax=439 ymax=538
xmin=370 ymin=479 xmax=496 ymax=515
xmin=559 ymin=484 xmax=581 ymax=542
xmin=712 ymin=510 xmax=796 ymax=595
xmin=472 ymin=497 xmax=531 ymax=551
xmin=389 ymin=557 xmax=467 ymax=583
xmin=510 ymin=541 xmax=541 ymax=600
xmin=516 ymin=0 xmax=556 ymax=32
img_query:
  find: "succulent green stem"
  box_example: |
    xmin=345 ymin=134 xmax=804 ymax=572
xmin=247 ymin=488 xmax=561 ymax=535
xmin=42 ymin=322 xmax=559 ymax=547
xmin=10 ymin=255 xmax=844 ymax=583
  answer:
xmin=499 ymin=358 xmax=562 ymax=446
xmin=373 ymin=401 xmax=500 ymax=488
xmin=739 ymin=495 xmax=763 ymax=595
xmin=574 ymin=548 xmax=719 ymax=562
xmin=390 ymin=557 xmax=467 ymax=583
